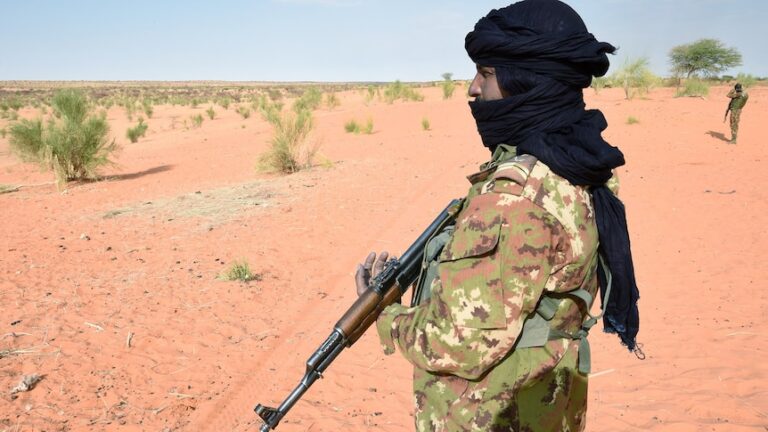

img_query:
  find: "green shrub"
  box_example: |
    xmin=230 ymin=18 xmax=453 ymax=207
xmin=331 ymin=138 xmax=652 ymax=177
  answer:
xmin=206 ymin=106 xmax=216 ymax=120
xmin=626 ymin=116 xmax=639 ymax=125
xmin=126 ymin=118 xmax=149 ymax=143
xmin=293 ymin=87 xmax=323 ymax=113
xmin=191 ymin=114 xmax=204 ymax=127
xmin=675 ymin=79 xmax=710 ymax=97
xmin=0 ymin=127 xmax=6 ymax=138
xmin=258 ymin=98 xmax=283 ymax=125
xmin=142 ymin=100 xmax=154 ymax=118
xmin=735 ymin=73 xmax=757 ymax=88
xmin=267 ymin=88 xmax=283 ymax=102
xmin=591 ymin=76 xmax=610 ymax=93
xmin=441 ymin=73 xmax=456 ymax=99
xmin=612 ymin=57 xmax=659 ymax=99
xmin=5 ymin=97 xmax=23 ymax=111
xmin=344 ymin=118 xmax=373 ymax=134
xmin=237 ymin=105 xmax=251 ymax=119
xmin=364 ymin=85 xmax=377 ymax=104
xmin=345 ymin=119 xmax=361 ymax=134
xmin=362 ymin=118 xmax=374 ymax=134
xmin=325 ymin=93 xmax=340 ymax=109
xmin=218 ymin=97 xmax=231 ymax=110
xmin=219 ymin=260 xmax=260 ymax=282
xmin=383 ymin=81 xmax=424 ymax=103
xmin=8 ymin=89 xmax=118 ymax=187
xmin=421 ymin=117 xmax=431 ymax=131
xmin=257 ymin=108 xmax=315 ymax=174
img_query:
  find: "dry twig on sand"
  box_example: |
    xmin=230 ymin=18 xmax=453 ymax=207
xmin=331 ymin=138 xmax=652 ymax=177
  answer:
xmin=0 ymin=346 xmax=41 ymax=359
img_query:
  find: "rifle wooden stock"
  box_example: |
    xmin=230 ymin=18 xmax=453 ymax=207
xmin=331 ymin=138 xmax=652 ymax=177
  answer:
xmin=254 ymin=199 xmax=461 ymax=431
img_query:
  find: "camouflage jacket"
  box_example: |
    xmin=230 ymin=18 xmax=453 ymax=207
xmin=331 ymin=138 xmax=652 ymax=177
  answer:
xmin=376 ymin=145 xmax=600 ymax=431
xmin=727 ymin=89 xmax=749 ymax=110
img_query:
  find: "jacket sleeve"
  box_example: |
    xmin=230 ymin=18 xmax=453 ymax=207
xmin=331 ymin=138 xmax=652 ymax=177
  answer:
xmin=375 ymin=192 xmax=562 ymax=380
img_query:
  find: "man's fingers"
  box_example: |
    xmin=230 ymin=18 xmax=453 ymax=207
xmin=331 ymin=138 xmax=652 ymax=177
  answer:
xmin=363 ymin=252 xmax=376 ymax=270
xmin=355 ymin=264 xmax=368 ymax=295
xmin=373 ymin=251 xmax=390 ymax=276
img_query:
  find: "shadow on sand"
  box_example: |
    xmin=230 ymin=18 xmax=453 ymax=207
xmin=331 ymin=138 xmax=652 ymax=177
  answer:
xmin=108 ymin=165 xmax=174 ymax=181
xmin=706 ymin=131 xmax=731 ymax=143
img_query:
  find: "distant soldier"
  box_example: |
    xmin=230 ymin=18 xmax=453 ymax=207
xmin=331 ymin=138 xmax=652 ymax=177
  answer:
xmin=725 ymin=83 xmax=749 ymax=144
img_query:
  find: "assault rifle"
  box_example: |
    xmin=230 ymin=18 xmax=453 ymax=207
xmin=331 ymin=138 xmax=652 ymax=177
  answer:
xmin=724 ymin=96 xmax=737 ymax=122
xmin=254 ymin=199 xmax=461 ymax=431
xmin=724 ymin=101 xmax=732 ymax=122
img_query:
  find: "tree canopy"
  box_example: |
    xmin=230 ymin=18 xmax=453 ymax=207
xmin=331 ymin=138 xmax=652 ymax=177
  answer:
xmin=668 ymin=38 xmax=742 ymax=79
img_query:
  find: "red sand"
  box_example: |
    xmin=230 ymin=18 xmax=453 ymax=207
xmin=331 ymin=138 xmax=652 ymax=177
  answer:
xmin=1 ymin=85 xmax=766 ymax=431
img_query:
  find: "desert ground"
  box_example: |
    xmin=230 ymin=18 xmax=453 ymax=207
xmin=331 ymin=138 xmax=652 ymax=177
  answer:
xmin=1 ymin=83 xmax=766 ymax=432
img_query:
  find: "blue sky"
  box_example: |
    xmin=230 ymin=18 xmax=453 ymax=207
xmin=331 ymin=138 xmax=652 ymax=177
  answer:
xmin=1 ymin=0 xmax=765 ymax=82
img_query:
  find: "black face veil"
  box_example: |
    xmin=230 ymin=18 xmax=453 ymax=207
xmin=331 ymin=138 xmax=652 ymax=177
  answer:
xmin=465 ymin=0 xmax=641 ymax=351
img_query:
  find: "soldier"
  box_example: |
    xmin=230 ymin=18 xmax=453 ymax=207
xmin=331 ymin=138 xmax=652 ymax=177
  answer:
xmin=355 ymin=0 xmax=640 ymax=430
xmin=726 ymin=83 xmax=749 ymax=144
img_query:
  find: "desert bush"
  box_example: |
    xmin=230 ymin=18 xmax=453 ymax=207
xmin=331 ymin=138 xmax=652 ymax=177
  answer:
xmin=191 ymin=114 xmax=204 ymax=127
xmin=218 ymin=97 xmax=231 ymax=110
xmin=126 ymin=118 xmax=148 ymax=143
xmin=626 ymin=116 xmax=639 ymax=125
xmin=257 ymin=108 xmax=315 ymax=174
xmin=219 ymin=260 xmax=260 ymax=282
xmin=206 ymin=106 xmax=216 ymax=120
xmin=441 ymin=73 xmax=456 ymax=99
xmin=612 ymin=57 xmax=659 ymax=99
xmin=364 ymin=85 xmax=377 ymax=105
xmin=4 ymin=97 xmax=23 ymax=111
xmin=142 ymin=100 xmax=154 ymax=118
xmin=735 ymin=73 xmax=757 ymax=88
xmin=383 ymin=81 xmax=424 ymax=103
xmin=258 ymin=98 xmax=283 ymax=125
xmin=422 ymin=117 xmax=431 ymax=131
xmin=237 ymin=105 xmax=251 ymax=119
xmin=345 ymin=119 xmax=361 ymax=134
xmin=675 ymin=79 xmax=709 ymax=97
xmin=325 ymin=93 xmax=340 ymax=109
xmin=267 ymin=88 xmax=283 ymax=102
xmin=293 ymin=87 xmax=323 ymax=113
xmin=362 ymin=118 xmax=374 ymax=134
xmin=591 ymin=76 xmax=611 ymax=93
xmin=344 ymin=118 xmax=373 ymax=134
xmin=8 ymin=89 xmax=118 ymax=187
xmin=0 ymin=127 xmax=6 ymax=138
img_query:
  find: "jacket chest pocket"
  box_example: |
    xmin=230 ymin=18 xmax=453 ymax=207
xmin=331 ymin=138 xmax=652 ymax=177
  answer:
xmin=438 ymin=193 xmax=507 ymax=330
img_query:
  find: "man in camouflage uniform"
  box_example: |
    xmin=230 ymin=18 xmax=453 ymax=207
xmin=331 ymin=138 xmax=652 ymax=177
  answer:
xmin=726 ymin=83 xmax=749 ymax=144
xmin=356 ymin=1 xmax=640 ymax=430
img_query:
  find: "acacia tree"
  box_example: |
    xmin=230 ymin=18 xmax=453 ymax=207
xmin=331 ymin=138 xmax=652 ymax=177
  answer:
xmin=668 ymin=38 xmax=742 ymax=79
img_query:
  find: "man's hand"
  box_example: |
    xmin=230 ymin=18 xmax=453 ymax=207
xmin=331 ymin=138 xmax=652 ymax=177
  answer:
xmin=354 ymin=251 xmax=389 ymax=296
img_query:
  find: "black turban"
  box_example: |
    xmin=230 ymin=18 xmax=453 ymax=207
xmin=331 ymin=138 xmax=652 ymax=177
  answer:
xmin=465 ymin=0 xmax=640 ymax=351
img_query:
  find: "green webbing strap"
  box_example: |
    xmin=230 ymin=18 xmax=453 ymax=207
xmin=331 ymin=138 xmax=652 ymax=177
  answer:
xmin=516 ymin=253 xmax=613 ymax=375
